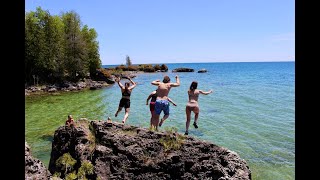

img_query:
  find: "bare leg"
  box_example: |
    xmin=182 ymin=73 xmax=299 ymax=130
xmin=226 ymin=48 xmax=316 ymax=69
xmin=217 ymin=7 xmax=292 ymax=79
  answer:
xmin=150 ymin=111 xmax=156 ymax=128
xmin=149 ymin=112 xmax=153 ymax=128
xmin=115 ymin=107 xmax=122 ymax=117
xmin=154 ymin=113 xmax=160 ymax=130
xmin=194 ymin=113 xmax=199 ymax=124
xmin=122 ymin=108 xmax=130 ymax=124
xmin=159 ymin=114 xmax=169 ymax=127
xmin=193 ymin=107 xmax=200 ymax=128
xmin=185 ymin=106 xmax=191 ymax=135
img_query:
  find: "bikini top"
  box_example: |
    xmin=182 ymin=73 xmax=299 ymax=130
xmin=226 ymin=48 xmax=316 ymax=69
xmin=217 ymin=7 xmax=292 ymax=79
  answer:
xmin=122 ymin=89 xmax=131 ymax=97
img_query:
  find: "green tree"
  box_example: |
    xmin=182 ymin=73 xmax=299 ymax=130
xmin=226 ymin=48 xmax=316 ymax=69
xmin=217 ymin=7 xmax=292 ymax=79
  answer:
xmin=43 ymin=12 xmax=66 ymax=83
xmin=25 ymin=7 xmax=101 ymax=85
xmin=25 ymin=8 xmax=46 ymax=85
xmin=126 ymin=55 xmax=132 ymax=66
xmin=81 ymin=25 xmax=101 ymax=77
xmin=51 ymin=15 xmax=66 ymax=82
xmin=25 ymin=7 xmax=66 ymax=85
xmin=62 ymin=11 xmax=88 ymax=81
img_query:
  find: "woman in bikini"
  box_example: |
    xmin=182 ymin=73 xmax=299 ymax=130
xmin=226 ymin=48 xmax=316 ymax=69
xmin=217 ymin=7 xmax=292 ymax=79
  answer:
xmin=115 ymin=76 xmax=137 ymax=124
xmin=185 ymin=81 xmax=213 ymax=135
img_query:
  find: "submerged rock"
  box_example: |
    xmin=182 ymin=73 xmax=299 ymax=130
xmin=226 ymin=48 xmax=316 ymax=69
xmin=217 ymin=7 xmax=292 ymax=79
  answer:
xmin=48 ymin=120 xmax=251 ymax=179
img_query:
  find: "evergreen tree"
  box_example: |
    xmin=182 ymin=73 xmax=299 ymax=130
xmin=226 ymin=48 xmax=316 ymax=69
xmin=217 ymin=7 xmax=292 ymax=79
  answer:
xmin=126 ymin=55 xmax=132 ymax=66
xmin=25 ymin=8 xmax=46 ymax=85
xmin=81 ymin=25 xmax=101 ymax=77
xmin=25 ymin=7 xmax=101 ymax=85
xmin=62 ymin=11 xmax=87 ymax=81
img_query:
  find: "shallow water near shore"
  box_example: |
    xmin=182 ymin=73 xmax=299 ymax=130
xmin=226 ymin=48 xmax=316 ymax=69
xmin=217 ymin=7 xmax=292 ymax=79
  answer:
xmin=25 ymin=62 xmax=295 ymax=180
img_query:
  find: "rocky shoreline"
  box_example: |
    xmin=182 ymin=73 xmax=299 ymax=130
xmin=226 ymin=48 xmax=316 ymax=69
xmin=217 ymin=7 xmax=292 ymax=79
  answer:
xmin=25 ymin=71 xmax=140 ymax=96
xmin=25 ymin=142 xmax=52 ymax=180
xmin=25 ymin=119 xmax=251 ymax=179
xmin=25 ymin=67 xmax=209 ymax=96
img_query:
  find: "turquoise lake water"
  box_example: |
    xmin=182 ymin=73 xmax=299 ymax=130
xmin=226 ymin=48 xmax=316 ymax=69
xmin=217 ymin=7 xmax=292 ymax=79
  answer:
xmin=25 ymin=61 xmax=295 ymax=180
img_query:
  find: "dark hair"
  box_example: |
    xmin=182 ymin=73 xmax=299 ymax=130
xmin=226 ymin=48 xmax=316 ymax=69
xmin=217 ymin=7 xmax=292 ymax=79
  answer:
xmin=163 ymin=76 xmax=170 ymax=83
xmin=190 ymin=81 xmax=198 ymax=90
xmin=125 ymin=82 xmax=130 ymax=89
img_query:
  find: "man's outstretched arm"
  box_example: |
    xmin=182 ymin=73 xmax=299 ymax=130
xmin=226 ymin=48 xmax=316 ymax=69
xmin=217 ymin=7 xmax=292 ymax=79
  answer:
xmin=151 ymin=79 xmax=161 ymax=86
xmin=170 ymin=75 xmax=180 ymax=87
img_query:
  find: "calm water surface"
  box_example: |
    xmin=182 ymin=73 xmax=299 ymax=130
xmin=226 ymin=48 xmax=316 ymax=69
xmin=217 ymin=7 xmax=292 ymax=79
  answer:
xmin=25 ymin=62 xmax=295 ymax=180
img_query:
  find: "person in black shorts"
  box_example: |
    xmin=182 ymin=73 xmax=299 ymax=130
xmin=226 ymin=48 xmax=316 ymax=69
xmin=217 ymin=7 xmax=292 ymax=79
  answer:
xmin=115 ymin=76 xmax=137 ymax=124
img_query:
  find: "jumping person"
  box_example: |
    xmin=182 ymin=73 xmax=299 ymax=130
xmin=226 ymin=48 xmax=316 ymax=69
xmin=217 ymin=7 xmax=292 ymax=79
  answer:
xmin=114 ymin=76 xmax=137 ymax=124
xmin=146 ymin=89 xmax=177 ymax=129
xmin=151 ymin=75 xmax=180 ymax=130
xmin=185 ymin=81 xmax=213 ymax=135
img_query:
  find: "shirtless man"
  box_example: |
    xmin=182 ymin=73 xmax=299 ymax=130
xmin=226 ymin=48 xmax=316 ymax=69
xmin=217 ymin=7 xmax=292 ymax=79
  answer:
xmin=146 ymin=89 xmax=177 ymax=129
xmin=151 ymin=75 xmax=180 ymax=130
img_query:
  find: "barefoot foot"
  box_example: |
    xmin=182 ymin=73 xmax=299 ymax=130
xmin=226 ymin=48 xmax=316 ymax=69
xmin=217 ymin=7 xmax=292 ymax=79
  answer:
xmin=159 ymin=119 xmax=164 ymax=127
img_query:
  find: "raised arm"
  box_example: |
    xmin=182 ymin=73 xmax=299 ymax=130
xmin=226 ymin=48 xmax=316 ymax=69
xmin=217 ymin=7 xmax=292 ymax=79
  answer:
xmin=128 ymin=77 xmax=137 ymax=90
xmin=170 ymin=75 xmax=180 ymax=87
xmin=115 ymin=77 xmax=124 ymax=89
xmin=151 ymin=79 xmax=161 ymax=86
xmin=199 ymin=89 xmax=213 ymax=95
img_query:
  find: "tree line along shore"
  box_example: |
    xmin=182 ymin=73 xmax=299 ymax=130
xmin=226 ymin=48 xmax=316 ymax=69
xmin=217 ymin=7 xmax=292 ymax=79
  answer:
xmin=25 ymin=63 xmax=169 ymax=96
xmin=25 ymin=7 xmax=169 ymax=95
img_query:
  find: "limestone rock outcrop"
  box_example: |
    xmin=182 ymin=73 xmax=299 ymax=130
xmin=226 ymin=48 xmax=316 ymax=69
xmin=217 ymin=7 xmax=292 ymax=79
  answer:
xmin=48 ymin=120 xmax=251 ymax=179
xmin=25 ymin=142 xmax=52 ymax=180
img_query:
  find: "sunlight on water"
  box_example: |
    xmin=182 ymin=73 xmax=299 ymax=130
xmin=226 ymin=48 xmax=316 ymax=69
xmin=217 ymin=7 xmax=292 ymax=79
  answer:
xmin=25 ymin=62 xmax=295 ymax=180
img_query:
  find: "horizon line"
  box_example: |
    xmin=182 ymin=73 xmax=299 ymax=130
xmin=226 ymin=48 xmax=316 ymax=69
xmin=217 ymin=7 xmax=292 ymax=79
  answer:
xmin=102 ymin=60 xmax=295 ymax=66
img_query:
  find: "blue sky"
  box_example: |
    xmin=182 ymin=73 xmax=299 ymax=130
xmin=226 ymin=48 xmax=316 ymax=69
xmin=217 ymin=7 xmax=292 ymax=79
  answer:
xmin=25 ymin=0 xmax=295 ymax=65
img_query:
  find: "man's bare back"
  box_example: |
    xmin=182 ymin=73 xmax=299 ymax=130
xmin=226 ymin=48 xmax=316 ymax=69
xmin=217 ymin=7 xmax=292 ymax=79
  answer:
xmin=151 ymin=75 xmax=180 ymax=100
xmin=156 ymin=83 xmax=171 ymax=100
xmin=150 ymin=75 xmax=180 ymax=129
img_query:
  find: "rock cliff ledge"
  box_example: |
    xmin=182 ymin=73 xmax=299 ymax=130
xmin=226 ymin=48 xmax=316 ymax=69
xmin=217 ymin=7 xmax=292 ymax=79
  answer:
xmin=48 ymin=119 xmax=251 ymax=180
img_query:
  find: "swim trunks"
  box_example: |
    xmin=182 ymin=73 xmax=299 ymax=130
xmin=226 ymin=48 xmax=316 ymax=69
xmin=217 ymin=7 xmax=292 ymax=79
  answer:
xmin=155 ymin=99 xmax=170 ymax=115
xmin=150 ymin=101 xmax=156 ymax=112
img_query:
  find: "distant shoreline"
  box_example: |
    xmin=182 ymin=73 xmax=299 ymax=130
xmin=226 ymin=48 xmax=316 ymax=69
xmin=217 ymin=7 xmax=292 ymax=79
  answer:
xmin=24 ymin=71 xmax=144 ymax=96
xmin=102 ymin=61 xmax=295 ymax=66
